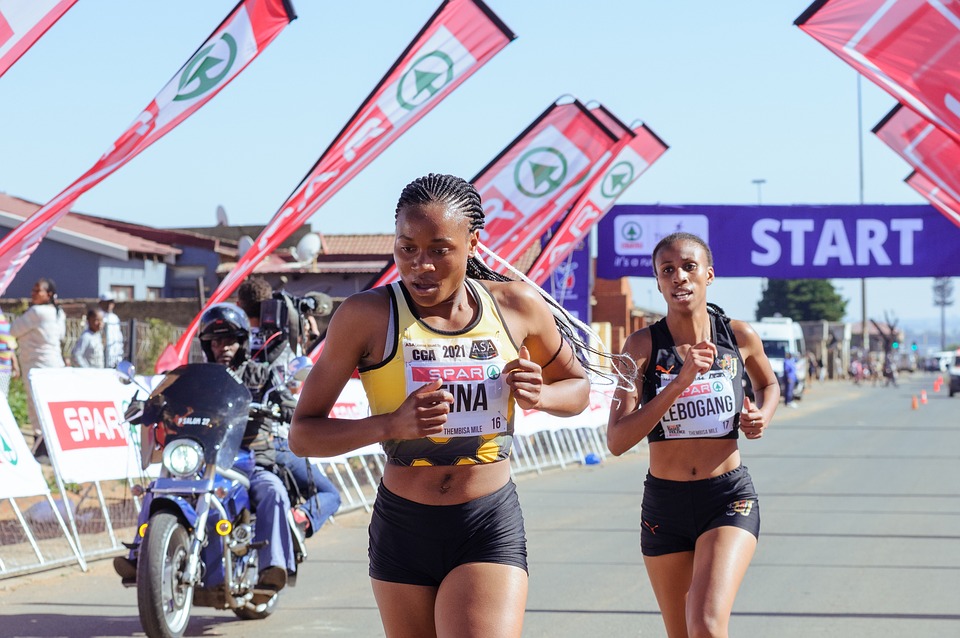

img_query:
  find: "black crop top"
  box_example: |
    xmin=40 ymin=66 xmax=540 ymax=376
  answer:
xmin=641 ymin=309 xmax=745 ymax=443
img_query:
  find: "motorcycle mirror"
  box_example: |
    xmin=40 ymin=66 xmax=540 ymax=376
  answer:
xmin=286 ymin=356 xmax=313 ymax=382
xmin=116 ymin=361 xmax=137 ymax=384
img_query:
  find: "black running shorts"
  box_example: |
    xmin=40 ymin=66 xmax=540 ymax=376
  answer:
xmin=640 ymin=465 xmax=760 ymax=557
xmin=368 ymin=480 xmax=528 ymax=586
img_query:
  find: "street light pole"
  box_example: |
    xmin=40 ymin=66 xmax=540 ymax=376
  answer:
xmin=752 ymin=178 xmax=766 ymax=205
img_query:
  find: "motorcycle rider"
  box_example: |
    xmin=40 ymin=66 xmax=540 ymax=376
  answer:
xmin=236 ymin=277 xmax=341 ymax=538
xmin=115 ymin=303 xmax=297 ymax=605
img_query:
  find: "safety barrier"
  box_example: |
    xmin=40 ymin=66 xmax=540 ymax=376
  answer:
xmin=1 ymin=372 xmax=632 ymax=579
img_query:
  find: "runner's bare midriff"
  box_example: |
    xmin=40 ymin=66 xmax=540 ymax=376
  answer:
xmin=648 ymin=438 xmax=741 ymax=481
xmin=382 ymin=461 xmax=511 ymax=505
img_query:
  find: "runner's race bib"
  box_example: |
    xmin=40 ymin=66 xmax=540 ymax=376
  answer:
xmin=403 ymin=337 xmax=510 ymax=438
xmin=657 ymin=369 xmax=737 ymax=438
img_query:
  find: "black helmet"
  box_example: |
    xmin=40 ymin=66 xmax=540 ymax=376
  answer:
xmin=199 ymin=303 xmax=250 ymax=366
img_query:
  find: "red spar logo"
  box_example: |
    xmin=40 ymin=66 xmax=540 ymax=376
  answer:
xmin=411 ymin=365 xmax=485 ymax=383
xmin=48 ymin=401 xmax=127 ymax=451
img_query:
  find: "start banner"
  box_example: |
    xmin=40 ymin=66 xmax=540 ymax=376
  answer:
xmin=597 ymin=204 xmax=960 ymax=279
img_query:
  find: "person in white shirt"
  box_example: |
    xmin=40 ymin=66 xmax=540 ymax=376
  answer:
xmin=11 ymin=278 xmax=66 ymax=458
xmin=99 ymin=294 xmax=124 ymax=368
xmin=72 ymin=308 xmax=105 ymax=368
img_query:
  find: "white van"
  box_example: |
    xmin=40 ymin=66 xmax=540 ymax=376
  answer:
xmin=749 ymin=317 xmax=808 ymax=399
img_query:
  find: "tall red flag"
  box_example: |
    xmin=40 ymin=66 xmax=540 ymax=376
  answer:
xmin=368 ymin=99 xmax=620 ymax=289
xmin=165 ymin=0 xmax=516 ymax=370
xmin=527 ymin=113 xmax=668 ymax=285
xmin=905 ymin=171 xmax=960 ymax=228
xmin=0 ymin=0 xmax=76 ymax=78
xmin=872 ymin=103 xmax=960 ymax=226
xmin=0 ymin=0 xmax=295 ymax=297
xmin=796 ymin=0 xmax=960 ymax=144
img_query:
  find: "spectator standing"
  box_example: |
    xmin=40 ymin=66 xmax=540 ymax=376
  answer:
xmin=11 ymin=278 xmax=66 ymax=457
xmin=783 ymin=351 xmax=799 ymax=408
xmin=99 ymin=293 xmax=124 ymax=368
xmin=0 ymin=310 xmax=20 ymax=397
xmin=72 ymin=308 xmax=105 ymax=368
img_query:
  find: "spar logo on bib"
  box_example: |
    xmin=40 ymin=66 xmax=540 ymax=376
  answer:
xmin=174 ymin=32 xmax=238 ymax=102
xmin=48 ymin=401 xmax=128 ymax=451
xmin=412 ymin=365 xmax=486 ymax=383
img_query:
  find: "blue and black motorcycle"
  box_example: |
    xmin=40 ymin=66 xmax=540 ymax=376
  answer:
xmin=115 ymin=361 xmax=307 ymax=638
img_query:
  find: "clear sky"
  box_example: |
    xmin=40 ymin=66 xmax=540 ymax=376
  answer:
xmin=0 ymin=1 xmax=956 ymax=336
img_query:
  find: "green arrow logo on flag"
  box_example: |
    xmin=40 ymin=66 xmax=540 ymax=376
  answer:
xmin=397 ymin=50 xmax=455 ymax=110
xmin=621 ymin=221 xmax=642 ymax=241
xmin=174 ymin=32 xmax=238 ymax=102
xmin=514 ymin=147 xmax=567 ymax=198
xmin=601 ymin=161 xmax=635 ymax=198
xmin=0 ymin=431 xmax=18 ymax=465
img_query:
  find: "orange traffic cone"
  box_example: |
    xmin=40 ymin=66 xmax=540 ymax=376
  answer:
xmin=921 ymin=389 xmax=928 ymax=404
xmin=911 ymin=395 xmax=919 ymax=410
xmin=937 ymin=375 xmax=944 ymax=385
xmin=934 ymin=379 xmax=941 ymax=392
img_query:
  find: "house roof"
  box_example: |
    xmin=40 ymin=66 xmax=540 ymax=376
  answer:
xmin=72 ymin=212 xmax=238 ymax=256
xmin=0 ymin=192 xmax=181 ymax=260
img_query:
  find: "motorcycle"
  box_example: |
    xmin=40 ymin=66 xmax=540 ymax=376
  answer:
xmin=115 ymin=359 xmax=311 ymax=638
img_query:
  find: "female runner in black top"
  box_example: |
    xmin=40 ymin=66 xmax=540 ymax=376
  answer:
xmin=607 ymin=232 xmax=779 ymax=638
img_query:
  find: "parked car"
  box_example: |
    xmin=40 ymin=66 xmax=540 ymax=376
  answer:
xmin=750 ymin=317 xmax=807 ymax=400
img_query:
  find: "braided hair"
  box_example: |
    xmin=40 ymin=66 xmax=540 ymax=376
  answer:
xmin=395 ymin=173 xmax=636 ymax=388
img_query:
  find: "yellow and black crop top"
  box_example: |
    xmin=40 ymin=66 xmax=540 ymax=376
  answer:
xmin=358 ymin=279 xmax=519 ymax=466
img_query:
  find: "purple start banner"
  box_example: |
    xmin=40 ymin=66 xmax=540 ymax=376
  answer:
xmin=597 ymin=204 xmax=960 ymax=279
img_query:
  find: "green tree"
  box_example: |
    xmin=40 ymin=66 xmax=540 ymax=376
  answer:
xmin=755 ymin=279 xmax=847 ymax=321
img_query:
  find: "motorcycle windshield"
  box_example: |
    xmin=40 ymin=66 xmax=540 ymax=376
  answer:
xmin=150 ymin=363 xmax=252 ymax=468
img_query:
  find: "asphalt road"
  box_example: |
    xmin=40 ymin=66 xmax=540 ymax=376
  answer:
xmin=2 ymin=372 xmax=957 ymax=637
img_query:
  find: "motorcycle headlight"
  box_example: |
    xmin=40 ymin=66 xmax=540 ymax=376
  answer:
xmin=162 ymin=439 xmax=203 ymax=477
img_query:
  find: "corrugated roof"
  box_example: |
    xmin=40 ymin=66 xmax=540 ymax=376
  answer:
xmin=0 ymin=192 xmax=180 ymax=258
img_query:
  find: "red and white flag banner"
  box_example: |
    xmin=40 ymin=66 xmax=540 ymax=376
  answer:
xmin=796 ymin=0 xmax=960 ymax=144
xmin=475 ymin=100 xmax=619 ymax=269
xmin=0 ymin=0 xmax=295 ymax=297
xmin=872 ymin=102 xmax=960 ymax=227
xmin=906 ymin=170 xmax=960 ymax=228
xmin=368 ymin=99 xmax=620 ymax=288
xmin=527 ymin=116 xmax=668 ymax=285
xmin=165 ymin=0 xmax=515 ymax=371
xmin=0 ymin=0 xmax=76 ymax=79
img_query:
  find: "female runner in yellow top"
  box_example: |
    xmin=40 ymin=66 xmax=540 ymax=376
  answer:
xmin=290 ymin=173 xmax=594 ymax=638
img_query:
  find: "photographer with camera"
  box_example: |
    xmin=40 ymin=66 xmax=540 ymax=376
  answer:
xmin=236 ymin=277 xmax=341 ymax=539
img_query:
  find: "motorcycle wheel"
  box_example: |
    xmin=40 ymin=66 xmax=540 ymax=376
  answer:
xmin=137 ymin=512 xmax=194 ymax=638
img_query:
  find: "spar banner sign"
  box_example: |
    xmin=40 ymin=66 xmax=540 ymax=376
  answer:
xmin=477 ymin=100 xmax=619 ymax=267
xmin=527 ymin=119 xmax=668 ymax=285
xmin=873 ymin=103 xmax=960 ymax=228
xmin=167 ymin=0 xmax=515 ymax=370
xmin=0 ymin=0 xmax=76 ymax=79
xmin=367 ymin=99 xmax=619 ymax=289
xmin=30 ymin=368 xmax=159 ymax=484
xmin=796 ymin=0 xmax=960 ymax=144
xmin=597 ymin=204 xmax=960 ymax=279
xmin=906 ymin=171 xmax=960 ymax=228
xmin=0 ymin=392 xmax=48 ymax=498
xmin=0 ymin=0 xmax=294 ymax=296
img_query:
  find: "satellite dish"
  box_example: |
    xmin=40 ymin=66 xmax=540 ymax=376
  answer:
xmin=215 ymin=205 xmax=229 ymax=226
xmin=296 ymin=233 xmax=322 ymax=263
xmin=237 ymin=235 xmax=254 ymax=258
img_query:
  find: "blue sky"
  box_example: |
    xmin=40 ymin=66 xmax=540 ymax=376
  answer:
xmin=0 ymin=1 xmax=956 ymax=336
